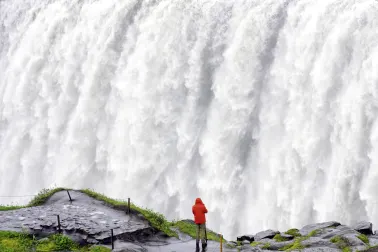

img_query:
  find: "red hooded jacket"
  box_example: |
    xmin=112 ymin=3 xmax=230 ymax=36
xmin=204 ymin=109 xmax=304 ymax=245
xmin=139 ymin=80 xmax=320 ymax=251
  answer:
xmin=192 ymin=198 xmax=208 ymax=224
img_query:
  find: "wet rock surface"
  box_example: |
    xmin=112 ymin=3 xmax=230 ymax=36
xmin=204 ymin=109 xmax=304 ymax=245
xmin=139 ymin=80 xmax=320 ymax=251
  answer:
xmin=0 ymin=191 xmax=152 ymax=243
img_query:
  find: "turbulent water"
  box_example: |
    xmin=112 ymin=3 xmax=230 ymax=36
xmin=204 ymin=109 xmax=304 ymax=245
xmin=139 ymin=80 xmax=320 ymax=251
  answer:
xmin=1 ymin=0 xmax=378 ymax=239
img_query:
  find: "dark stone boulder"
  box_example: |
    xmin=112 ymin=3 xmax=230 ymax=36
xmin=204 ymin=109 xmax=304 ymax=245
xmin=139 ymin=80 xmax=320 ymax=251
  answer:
xmin=353 ymin=221 xmax=373 ymax=235
xmin=237 ymin=234 xmax=254 ymax=242
xmin=300 ymin=221 xmax=341 ymax=236
xmin=254 ymin=229 xmax=279 ymax=241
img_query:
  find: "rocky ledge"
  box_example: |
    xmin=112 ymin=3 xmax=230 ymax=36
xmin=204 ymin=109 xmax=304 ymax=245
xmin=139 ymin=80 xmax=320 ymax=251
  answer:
xmin=1 ymin=190 xmax=378 ymax=252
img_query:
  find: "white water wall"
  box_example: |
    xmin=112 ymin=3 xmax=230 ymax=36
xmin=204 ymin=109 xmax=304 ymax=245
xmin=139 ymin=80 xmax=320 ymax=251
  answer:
xmin=1 ymin=0 xmax=378 ymax=239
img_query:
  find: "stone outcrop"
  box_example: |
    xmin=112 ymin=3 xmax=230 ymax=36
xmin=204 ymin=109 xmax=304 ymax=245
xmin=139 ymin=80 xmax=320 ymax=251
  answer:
xmin=354 ymin=221 xmax=373 ymax=235
xmin=1 ymin=190 xmax=378 ymax=252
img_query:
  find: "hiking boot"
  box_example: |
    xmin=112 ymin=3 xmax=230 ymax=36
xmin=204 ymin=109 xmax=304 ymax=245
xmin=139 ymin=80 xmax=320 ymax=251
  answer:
xmin=202 ymin=242 xmax=207 ymax=249
xmin=196 ymin=242 xmax=200 ymax=251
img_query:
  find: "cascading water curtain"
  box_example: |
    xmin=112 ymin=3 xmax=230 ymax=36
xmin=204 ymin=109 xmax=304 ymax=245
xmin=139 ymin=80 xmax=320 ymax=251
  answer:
xmin=1 ymin=0 xmax=378 ymax=239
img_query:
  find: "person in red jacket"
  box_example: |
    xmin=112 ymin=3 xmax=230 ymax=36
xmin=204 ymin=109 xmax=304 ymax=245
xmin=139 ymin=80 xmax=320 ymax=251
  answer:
xmin=192 ymin=198 xmax=208 ymax=251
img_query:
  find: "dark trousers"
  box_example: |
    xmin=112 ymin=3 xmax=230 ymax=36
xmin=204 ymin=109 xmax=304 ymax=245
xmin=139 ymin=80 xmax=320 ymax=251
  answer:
xmin=196 ymin=223 xmax=207 ymax=245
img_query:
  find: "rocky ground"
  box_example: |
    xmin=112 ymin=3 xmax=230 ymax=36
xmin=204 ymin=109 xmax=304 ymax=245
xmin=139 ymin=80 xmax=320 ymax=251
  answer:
xmin=0 ymin=190 xmax=377 ymax=251
xmin=235 ymin=221 xmax=378 ymax=252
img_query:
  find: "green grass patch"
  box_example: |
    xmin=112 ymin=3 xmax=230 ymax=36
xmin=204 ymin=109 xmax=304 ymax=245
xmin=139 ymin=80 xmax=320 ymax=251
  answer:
xmin=357 ymin=234 xmax=369 ymax=245
xmin=0 ymin=206 xmax=24 ymax=211
xmin=170 ymin=220 xmax=221 ymax=242
xmin=251 ymin=241 xmax=262 ymax=247
xmin=284 ymin=228 xmax=302 ymax=237
xmin=274 ymin=233 xmax=290 ymax=242
xmin=0 ymin=231 xmax=111 ymax=252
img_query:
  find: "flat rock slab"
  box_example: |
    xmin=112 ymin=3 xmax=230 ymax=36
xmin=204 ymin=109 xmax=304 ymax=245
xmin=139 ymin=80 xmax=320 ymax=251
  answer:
xmin=254 ymin=229 xmax=279 ymax=241
xmin=300 ymin=222 xmax=340 ymax=236
xmin=301 ymin=237 xmax=338 ymax=249
xmin=317 ymin=225 xmax=359 ymax=239
xmin=0 ymin=191 xmax=150 ymax=242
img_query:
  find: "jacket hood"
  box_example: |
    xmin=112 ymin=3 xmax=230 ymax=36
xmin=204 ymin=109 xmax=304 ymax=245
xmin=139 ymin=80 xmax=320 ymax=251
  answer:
xmin=195 ymin=198 xmax=203 ymax=204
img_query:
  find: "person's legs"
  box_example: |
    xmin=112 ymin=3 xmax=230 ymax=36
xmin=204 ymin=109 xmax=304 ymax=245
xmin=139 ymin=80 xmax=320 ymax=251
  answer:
xmin=201 ymin=223 xmax=207 ymax=248
xmin=196 ymin=224 xmax=200 ymax=251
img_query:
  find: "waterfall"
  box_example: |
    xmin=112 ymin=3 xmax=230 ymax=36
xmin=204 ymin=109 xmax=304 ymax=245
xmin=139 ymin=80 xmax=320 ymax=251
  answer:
xmin=1 ymin=0 xmax=378 ymax=239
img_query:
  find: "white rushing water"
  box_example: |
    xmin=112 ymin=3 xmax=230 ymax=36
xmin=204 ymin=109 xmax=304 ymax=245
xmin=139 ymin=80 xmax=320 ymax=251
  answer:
xmin=1 ymin=0 xmax=378 ymax=239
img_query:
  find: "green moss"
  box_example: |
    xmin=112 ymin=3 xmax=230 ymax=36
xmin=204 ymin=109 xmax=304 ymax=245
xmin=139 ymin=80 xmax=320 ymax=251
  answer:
xmin=262 ymin=243 xmax=271 ymax=249
xmin=284 ymin=229 xmax=302 ymax=237
xmin=357 ymin=234 xmax=369 ymax=245
xmin=274 ymin=233 xmax=290 ymax=242
xmin=170 ymin=220 xmax=221 ymax=242
xmin=342 ymin=247 xmax=352 ymax=252
xmin=330 ymin=235 xmax=351 ymax=250
xmin=279 ymin=236 xmax=307 ymax=251
xmin=251 ymin=241 xmax=262 ymax=247
xmin=307 ymin=229 xmax=320 ymax=237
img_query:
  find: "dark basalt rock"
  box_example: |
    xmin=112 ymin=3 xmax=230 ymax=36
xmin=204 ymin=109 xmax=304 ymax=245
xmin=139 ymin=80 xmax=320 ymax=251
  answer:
xmin=353 ymin=221 xmax=373 ymax=235
xmin=237 ymin=234 xmax=254 ymax=242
